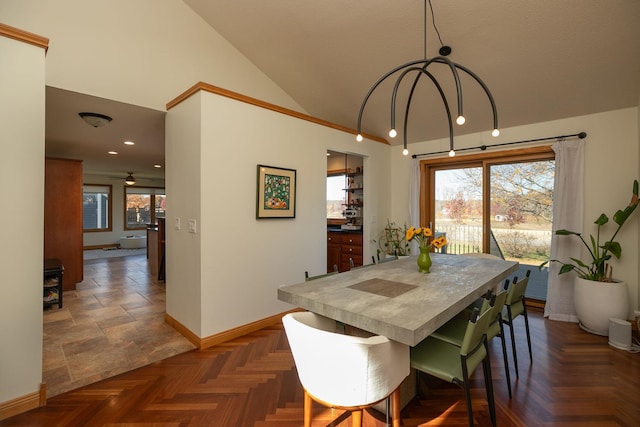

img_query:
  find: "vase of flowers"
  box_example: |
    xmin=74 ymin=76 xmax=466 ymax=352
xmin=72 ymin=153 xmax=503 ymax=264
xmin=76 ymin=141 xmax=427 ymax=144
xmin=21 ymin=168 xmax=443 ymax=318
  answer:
xmin=541 ymin=179 xmax=638 ymax=335
xmin=406 ymin=226 xmax=447 ymax=273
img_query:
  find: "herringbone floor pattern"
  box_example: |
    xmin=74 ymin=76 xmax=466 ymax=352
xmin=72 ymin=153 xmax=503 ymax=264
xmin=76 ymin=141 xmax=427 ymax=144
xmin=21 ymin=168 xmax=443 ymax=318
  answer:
xmin=3 ymin=308 xmax=640 ymax=426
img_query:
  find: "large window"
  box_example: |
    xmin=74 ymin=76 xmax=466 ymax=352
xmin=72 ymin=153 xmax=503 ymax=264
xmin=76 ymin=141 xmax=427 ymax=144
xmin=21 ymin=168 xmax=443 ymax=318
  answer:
xmin=125 ymin=186 xmax=165 ymax=230
xmin=421 ymin=146 xmax=555 ymax=303
xmin=83 ymin=184 xmax=112 ymax=232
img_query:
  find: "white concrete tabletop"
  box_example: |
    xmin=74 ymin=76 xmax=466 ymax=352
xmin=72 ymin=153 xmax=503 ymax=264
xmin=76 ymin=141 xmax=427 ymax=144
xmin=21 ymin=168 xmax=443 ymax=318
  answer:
xmin=278 ymin=253 xmax=519 ymax=346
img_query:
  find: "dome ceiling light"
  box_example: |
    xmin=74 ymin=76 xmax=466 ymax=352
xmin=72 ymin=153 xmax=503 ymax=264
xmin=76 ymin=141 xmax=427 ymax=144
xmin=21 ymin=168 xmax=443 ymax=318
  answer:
xmin=79 ymin=112 xmax=112 ymax=128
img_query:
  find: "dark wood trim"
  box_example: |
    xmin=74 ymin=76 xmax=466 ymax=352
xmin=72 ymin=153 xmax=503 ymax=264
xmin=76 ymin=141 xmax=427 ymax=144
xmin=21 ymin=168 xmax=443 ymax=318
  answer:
xmin=0 ymin=23 xmax=49 ymax=53
xmin=166 ymin=82 xmax=389 ymax=145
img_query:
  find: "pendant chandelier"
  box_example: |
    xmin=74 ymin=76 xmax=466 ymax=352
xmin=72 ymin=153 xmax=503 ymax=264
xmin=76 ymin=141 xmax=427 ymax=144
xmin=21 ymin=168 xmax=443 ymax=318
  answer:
xmin=355 ymin=0 xmax=499 ymax=157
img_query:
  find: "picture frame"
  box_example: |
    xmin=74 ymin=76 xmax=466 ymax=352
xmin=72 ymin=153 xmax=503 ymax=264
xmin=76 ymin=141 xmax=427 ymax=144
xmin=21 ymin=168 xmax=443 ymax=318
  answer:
xmin=256 ymin=164 xmax=297 ymax=219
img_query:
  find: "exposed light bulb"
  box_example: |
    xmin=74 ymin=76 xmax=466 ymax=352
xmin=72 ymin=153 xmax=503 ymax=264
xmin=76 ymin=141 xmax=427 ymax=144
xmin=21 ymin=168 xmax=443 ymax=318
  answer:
xmin=449 ymin=150 xmax=456 ymax=157
xmin=492 ymin=128 xmax=500 ymax=137
xmin=456 ymin=115 xmax=465 ymax=125
xmin=356 ymin=134 xmax=363 ymax=142
xmin=402 ymin=148 xmax=409 ymax=156
xmin=389 ymin=129 xmax=397 ymax=138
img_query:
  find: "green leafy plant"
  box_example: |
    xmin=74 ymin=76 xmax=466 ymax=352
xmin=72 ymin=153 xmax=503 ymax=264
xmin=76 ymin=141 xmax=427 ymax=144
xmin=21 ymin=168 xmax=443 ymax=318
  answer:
xmin=376 ymin=220 xmax=410 ymax=256
xmin=540 ymin=179 xmax=639 ymax=282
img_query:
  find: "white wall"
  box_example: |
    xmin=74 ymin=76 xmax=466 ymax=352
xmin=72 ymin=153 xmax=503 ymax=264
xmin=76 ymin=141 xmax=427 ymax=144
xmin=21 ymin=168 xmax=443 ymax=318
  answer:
xmin=166 ymin=89 xmax=391 ymax=338
xmin=2 ymin=0 xmax=303 ymax=117
xmin=1 ymin=0 xmax=307 ymax=408
xmin=390 ymin=107 xmax=640 ymax=310
xmin=0 ymin=34 xmax=46 ymax=404
xmin=81 ymin=174 xmax=165 ymax=248
xmin=165 ymin=92 xmax=203 ymax=335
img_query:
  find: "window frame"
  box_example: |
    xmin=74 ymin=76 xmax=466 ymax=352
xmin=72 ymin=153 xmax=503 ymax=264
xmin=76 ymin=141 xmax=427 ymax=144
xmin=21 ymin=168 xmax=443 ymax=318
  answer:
xmin=124 ymin=186 xmax=166 ymax=230
xmin=419 ymin=146 xmax=555 ymax=253
xmin=82 ymin=184 xmax=113 ymax=232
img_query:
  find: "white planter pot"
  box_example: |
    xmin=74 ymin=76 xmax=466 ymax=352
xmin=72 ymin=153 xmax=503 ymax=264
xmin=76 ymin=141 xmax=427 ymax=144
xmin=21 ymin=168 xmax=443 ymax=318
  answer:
xmin=573 ymin=277 xmax=630 ymax=336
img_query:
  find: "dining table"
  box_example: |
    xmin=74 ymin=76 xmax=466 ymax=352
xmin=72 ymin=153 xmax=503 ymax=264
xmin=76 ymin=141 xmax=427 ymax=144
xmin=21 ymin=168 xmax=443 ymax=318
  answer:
xmin=278 ymin=253 xmax=519 ymax=346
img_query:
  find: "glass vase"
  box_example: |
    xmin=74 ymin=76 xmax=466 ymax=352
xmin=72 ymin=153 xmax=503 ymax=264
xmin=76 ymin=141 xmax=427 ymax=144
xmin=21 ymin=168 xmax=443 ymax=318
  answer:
xmin=417 ymin=246 xmax=432 ymax=273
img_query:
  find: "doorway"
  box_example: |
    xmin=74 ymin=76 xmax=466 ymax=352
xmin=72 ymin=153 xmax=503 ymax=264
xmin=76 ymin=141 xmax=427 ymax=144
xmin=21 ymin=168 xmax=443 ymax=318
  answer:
xmin=44 ymin=88 xmax=176 ymax=397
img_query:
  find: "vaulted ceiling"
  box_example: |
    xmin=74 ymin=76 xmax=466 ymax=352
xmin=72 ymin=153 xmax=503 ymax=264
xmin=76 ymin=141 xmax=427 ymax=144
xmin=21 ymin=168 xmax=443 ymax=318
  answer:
xmin=45 ymin=0 xmax=640 ymax=179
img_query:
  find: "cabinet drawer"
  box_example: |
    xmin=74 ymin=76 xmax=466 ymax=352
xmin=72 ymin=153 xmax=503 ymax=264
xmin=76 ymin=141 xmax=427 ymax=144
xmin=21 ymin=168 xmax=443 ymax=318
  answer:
xmin=341 ymin=254 xmax=363 ymax=270
xmin=341 ymin=233 xmax=363 ymax=245
xmin=341 ymin=244 xmax=362 ymax=256
xmin=327 ymin=232 xmax=341 ymax=244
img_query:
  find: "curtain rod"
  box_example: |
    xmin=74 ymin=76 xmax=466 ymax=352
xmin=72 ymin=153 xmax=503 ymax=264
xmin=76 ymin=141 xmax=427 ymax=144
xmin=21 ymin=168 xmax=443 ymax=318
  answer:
xmin=411 ymin=131 xmax=587 ymax=158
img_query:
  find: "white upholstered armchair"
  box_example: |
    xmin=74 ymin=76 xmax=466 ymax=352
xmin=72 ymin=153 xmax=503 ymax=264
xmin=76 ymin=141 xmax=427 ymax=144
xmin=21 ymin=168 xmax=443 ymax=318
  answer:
xmin=282 ymin=311 xmax=409 ymax=427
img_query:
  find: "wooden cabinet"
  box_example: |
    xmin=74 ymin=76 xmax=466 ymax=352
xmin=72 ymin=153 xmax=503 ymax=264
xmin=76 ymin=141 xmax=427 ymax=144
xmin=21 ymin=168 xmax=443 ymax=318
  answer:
xmin=340 ymin=232 xmax=363 ymax=271
xmin=44 ymin=158 xmax=83 ymax=290
xmin=327 ymin=232 xmax=341 ymax=272
xmin=327 ymin=231 xmax=363 ymax=272
xmin=147 ymin=218 xmax=165 ymax=280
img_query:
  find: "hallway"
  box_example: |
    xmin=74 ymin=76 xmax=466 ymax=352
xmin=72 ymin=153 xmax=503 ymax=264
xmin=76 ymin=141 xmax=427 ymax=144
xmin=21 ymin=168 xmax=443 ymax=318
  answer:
xmin=42 ymin=254 xmax=195 ymax=397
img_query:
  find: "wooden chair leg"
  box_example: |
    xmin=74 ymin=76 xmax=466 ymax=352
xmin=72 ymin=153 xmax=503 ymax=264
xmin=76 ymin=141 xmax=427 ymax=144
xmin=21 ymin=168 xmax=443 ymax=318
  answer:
xmin=391 ymin=387 xmax=402 ymax=427
xmin=351 ymin=409 xmax=362 ymax=427
xmin=303 ymin=390 xmax=312 ymax=427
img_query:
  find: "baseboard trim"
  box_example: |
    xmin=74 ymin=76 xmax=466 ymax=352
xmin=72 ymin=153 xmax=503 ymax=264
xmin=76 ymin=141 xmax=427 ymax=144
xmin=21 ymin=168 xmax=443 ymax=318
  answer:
xmin=165 ymin=309 xmax=302 ymax=350
xmin=83 ymin=244 xmax=119 ymax=251
xmin=0 ymin=384 xmax=44 ymax=422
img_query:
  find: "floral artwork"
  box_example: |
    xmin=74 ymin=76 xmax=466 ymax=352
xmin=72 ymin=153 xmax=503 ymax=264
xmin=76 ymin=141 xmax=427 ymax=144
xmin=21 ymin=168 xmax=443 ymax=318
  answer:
xmin=256 ymin=165 xmax=296 ymax=218
xmin=263 ymin=173 xmax=290 ymax=210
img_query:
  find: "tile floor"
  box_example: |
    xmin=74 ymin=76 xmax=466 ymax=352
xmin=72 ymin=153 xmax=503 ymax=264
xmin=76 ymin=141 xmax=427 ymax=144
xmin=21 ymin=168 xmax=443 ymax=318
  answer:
xmin=42 ymin=253 xmax=195 ymax=397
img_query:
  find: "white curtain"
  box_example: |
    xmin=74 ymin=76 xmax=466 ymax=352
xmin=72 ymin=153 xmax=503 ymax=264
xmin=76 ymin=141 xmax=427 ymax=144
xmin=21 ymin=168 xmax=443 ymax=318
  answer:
xmin=409 ymin=158 xmax=420 ymax=254
xmin=544 ymin=139 xmax=585 ymax=322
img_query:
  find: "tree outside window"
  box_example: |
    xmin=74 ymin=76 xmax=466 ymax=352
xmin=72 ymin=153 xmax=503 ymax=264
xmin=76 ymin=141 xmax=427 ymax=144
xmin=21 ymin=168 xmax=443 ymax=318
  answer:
xmin=125 ymin=187 xmax=165 ymax=229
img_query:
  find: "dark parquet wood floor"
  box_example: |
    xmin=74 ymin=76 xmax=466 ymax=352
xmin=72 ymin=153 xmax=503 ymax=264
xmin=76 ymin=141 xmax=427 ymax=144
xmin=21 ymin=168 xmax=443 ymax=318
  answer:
xmin=3 ymin=308 xmax=640 ymax=426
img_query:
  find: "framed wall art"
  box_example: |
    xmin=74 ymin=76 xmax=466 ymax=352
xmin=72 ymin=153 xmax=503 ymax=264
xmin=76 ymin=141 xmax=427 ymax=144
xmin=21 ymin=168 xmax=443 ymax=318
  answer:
xmin=256 ymin=164 xmax=297 ymax=219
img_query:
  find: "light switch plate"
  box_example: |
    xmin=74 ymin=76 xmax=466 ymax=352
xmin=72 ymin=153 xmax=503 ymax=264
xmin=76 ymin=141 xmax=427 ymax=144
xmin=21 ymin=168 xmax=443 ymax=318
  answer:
xmin=174 ymin=217 xmax=181 ymax=230
xmin=188 ymin=219 xmax=197 ymax=234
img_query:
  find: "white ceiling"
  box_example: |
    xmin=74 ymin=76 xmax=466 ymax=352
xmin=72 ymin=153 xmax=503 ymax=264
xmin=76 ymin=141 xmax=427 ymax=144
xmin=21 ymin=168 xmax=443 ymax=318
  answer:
xmin=46 ymin=0 xmax=640 ymax=179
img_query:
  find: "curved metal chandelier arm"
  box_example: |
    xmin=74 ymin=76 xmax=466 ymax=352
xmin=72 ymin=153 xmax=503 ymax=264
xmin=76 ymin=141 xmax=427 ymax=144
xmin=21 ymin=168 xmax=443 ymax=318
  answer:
xmin=427 ymin=56 xmax=464 ymax=121
xmin=390 ymin=65 xmax=431 ymax=134
xmin=401 ymin=68 xmax=454 ymax=153
xmin=445 ymin=60 xmax=499 ymax=132
xmin=356 ymin=58 xmax=432 ymax=135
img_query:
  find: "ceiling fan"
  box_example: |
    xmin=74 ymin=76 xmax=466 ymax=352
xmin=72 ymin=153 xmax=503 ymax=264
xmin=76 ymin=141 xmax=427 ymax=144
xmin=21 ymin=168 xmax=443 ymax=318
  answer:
xmin=107 ymin=172 xmax=138 ymax=185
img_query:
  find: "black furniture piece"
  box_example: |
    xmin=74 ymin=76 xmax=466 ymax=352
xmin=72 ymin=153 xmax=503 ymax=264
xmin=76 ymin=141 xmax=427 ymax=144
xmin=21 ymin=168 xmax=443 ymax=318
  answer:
xmin=44 ymin=258 xmax=64 ymax=309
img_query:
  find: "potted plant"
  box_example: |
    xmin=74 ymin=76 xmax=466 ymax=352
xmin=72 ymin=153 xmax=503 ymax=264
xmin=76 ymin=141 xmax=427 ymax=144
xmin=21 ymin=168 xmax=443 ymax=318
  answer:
xmin=376 ymin=220 xmax=410 ymax=259
xmin=541 ymin=179 xmax=639 ymax=335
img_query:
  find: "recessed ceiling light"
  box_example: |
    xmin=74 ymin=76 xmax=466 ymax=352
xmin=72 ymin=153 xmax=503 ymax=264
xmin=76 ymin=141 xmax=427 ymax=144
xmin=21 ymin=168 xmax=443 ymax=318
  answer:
xmin=108 ymin=151 xmax=118 ymax=155
xmin=153 ymin=164 xmax=162 ymax=168
xmin=124 ymin=141 xmax=135 ymax=145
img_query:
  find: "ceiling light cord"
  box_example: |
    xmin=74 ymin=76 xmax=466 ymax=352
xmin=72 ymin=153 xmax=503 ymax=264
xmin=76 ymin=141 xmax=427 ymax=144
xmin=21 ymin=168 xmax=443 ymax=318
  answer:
xmin=428 ymin=0 xmax=446 ymax=53
xmin=356 ymin=0 xmax=499 ymax=156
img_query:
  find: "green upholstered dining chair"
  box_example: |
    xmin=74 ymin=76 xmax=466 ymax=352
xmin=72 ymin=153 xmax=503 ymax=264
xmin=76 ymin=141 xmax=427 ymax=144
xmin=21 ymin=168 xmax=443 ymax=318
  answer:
xmin=304 ymin=264 xmax=338 ymax=281
xmin=501 ymin=270 xmax=532 ymax=378
xmin=410 ymin=306 xmax=497 ymax=427
xmin=431 ymin=286 xmax=513 ymax=399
